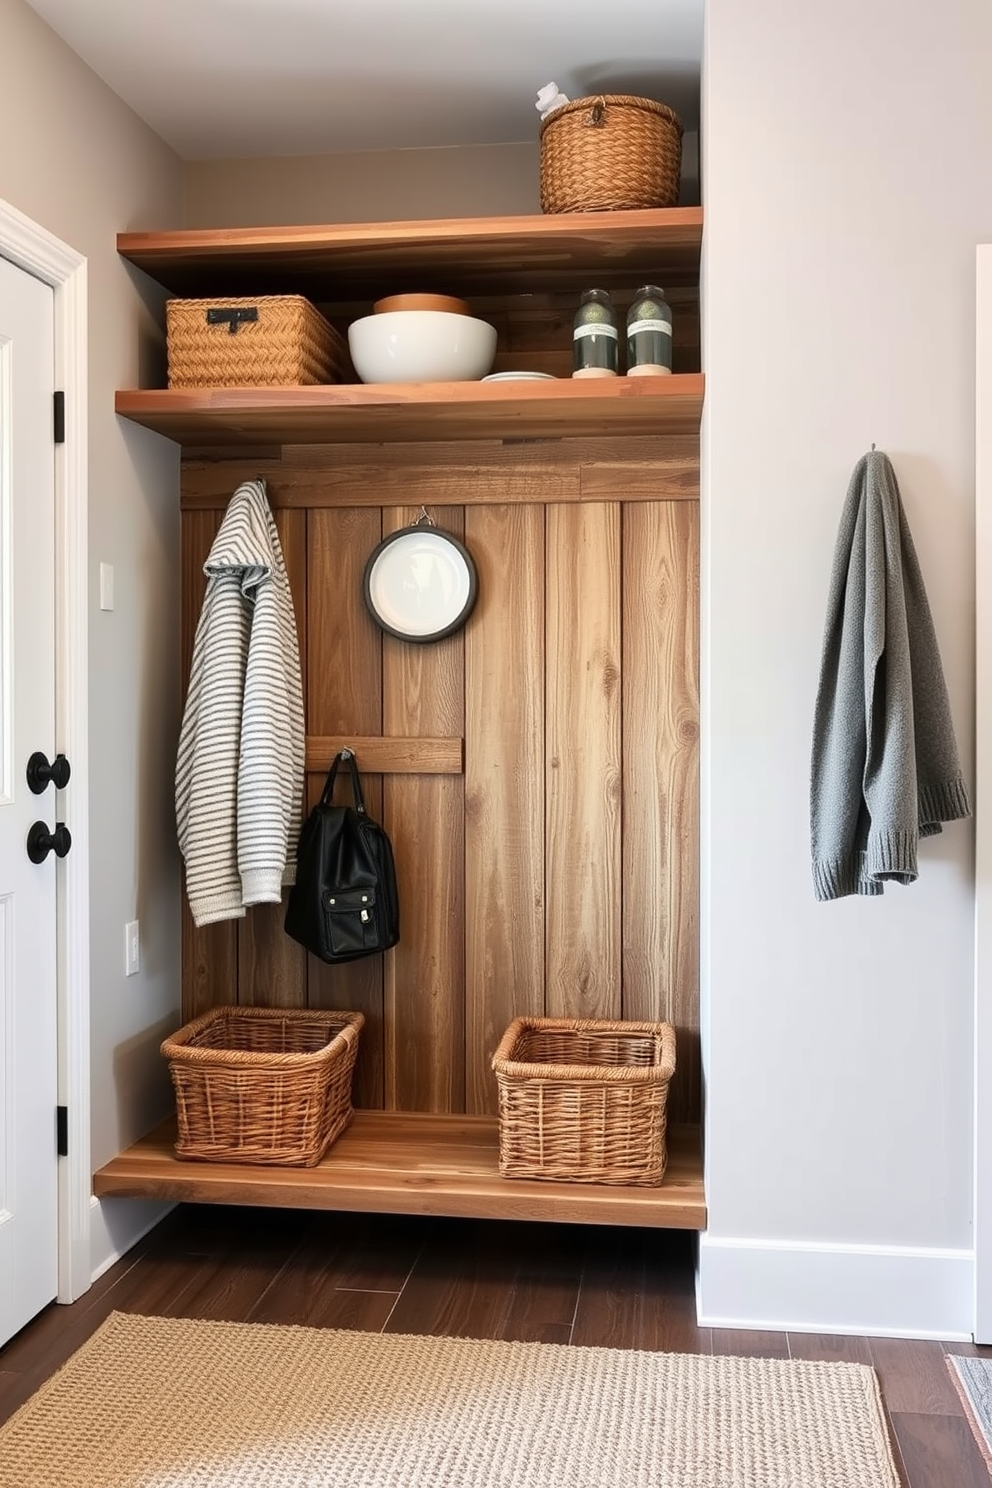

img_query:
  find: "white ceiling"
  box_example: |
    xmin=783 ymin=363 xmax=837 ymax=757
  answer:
xmin=24 ymin=0 xmax=703 ymax=160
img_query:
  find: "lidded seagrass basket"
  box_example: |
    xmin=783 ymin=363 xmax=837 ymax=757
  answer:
xmin=492 ymin=1015 xmax=676 ymax=1186
xmin=166 ymin=295 xmax=351 ymax=388
xmin=162 ymin=1005 xmax=364 ymax=1166
xmin=539 ymin=95 xmax=683 ymax=214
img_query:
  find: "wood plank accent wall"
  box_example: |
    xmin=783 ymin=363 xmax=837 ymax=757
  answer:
xmin=180 ymin=440 xmax=700 ymax=1122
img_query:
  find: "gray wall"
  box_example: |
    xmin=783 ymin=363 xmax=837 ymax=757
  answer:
xmin=699 ymin=0 xmax=992 ymax=1335
xmin=0 ymin=0 xmax=185 ymax=1276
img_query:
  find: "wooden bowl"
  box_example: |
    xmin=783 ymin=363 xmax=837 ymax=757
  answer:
xmin=373 ymin=292 xmax=470 ymax=316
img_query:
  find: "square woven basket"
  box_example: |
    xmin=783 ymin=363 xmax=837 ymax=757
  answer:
xmin=166 ymin=295 xmax=351 ymax=388
xmin=492 ymin=1015 xmax=676 ymax=1186
xmin=161 ymin=1005 xmax=364 ymax=1166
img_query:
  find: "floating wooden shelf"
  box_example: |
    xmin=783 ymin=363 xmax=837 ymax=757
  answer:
xmin=116 ymin=374 xmax=704 ymax=448
xmin=117 ymin=207 xmax=703 ymax=299
xmin=93 ymin=1113 xmax=706 ymax=1230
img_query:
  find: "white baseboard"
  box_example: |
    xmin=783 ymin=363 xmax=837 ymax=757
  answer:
xmin=89 ymin=1194 xmax=175 ymax=1284
xmin=697 ymin=1233 xmax=975 ymax=1340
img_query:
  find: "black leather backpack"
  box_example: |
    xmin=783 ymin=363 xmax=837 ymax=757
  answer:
xmin=284 ymin=748 xmax=399 ymax=963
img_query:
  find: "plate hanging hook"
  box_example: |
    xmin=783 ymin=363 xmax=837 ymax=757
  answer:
xmin=413 ymin=505 xmax=436 ymax=527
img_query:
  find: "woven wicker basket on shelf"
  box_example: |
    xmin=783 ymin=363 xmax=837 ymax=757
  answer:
xmin=161 ymin=1005 xmax=364 ymax=1166
xmin=539 ymin=95 xmax=683 ymax=214
xmin=166 ymin=295 xmax=350 ymax=388
xmin=492 ymin=1015 xmax=676 ymax=1186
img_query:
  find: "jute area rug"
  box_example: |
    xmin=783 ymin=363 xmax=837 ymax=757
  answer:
xmin=0 ymin=1311 xmax=902 ymax=1488
xmin=947 ymin=1354 xmax=992 ymax=1475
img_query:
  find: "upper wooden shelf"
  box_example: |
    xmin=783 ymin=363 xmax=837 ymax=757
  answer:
xmin=117 ymin=207 xmax=703 ymax=300
xmin=116 ymin=373 xmax=704 ymax=448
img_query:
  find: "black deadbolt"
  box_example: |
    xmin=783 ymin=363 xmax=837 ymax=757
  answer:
xmin=27 ymin=821 xmax=71 ymax=864
xmin=27 ymin=751 xmax=70 ymax=794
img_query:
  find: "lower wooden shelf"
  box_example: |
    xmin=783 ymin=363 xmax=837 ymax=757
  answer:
xmin=93 ymin=1111 xmax=706 ymax=1230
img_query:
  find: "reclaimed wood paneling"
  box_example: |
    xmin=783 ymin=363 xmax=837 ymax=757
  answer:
xmin=545 ymin=503 xmax=622 ymax=1021
xmin=306 ymin=735 xmax=463 ymax=774
xmin=382 ymin=506 xmax=466 ymax=1114
xmin=180 ymin=442 xmax=700 ymax=1124
xmin=622 ymin=501 xmax=700 ymax=1123
xmin=181 ymin=913 xmax=238 ymax=1024
xmin=305 ymin=507 xmax=385 ymax=1107
xmin=238 ymin=506 xmax=308 ymax=1009
xmin=180 ymin=435 xmax=699 ymax=509
xmin=464 ymin=504 xmax=546 ymax=1115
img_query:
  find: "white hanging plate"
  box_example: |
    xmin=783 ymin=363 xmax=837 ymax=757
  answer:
xmin=363 ymin=527 xmax=478 ymax=643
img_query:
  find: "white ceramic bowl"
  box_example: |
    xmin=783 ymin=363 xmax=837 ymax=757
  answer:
xmin=348 ymin=310 xmax=497 ymax=384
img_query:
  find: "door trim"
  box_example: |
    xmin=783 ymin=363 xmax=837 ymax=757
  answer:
xmin=0 ymin=196 xmax=89 ymax=1304
xmin=977 ymin=244 xmax=992 ymax=1340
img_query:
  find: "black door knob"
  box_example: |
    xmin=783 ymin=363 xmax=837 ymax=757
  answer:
xmin=26 ymin=751 xmax=70 ymax=794
xmin=27 ymin=821 xmax=71 ymax=864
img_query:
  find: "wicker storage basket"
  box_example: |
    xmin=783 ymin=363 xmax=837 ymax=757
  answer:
xmin=539 ymin=95 xmax=683 ymax=214
xmin=161 ymin=1005 xmax=364 ymax=1166
xmin=166 ymin=295 xmax=350 ymax=388
xmin=492 ymin=1015 xmax=676 ymax=1186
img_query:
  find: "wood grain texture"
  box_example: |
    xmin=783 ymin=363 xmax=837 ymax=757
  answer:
xmin=306 ymin=735 xmax=463 ymax=773
xmin=382 ymin=506 xmax=466 ymax=1114
xmin=238 ymin=505 xmax=308 ymax=1009
xmin=473 ymin=286 xmax=698 ymax=381
xmin=92 ymin=1115 xmax=707 ymax=1229
xmin=545 ymin=503 xmax=622 ymax=1020
xmin=464 ymin=504 xmax=546 ymax=1115
xmin=621 ymin=501 xmax=700 ymax=1123
xmin=237 ymin=898 xmax=305 ymax=1008
xmin=571 ymin=1229 xmax=711 ymax=1355
xmin=892 ymin=1412 xmax=988 ymax=1488
xmin=181 ymin=907 xmax=238 ymax=1022
xmin=115 ymin=376 xmax=705 ymax=449
xmin=305 ymin=508 xmax=385 ymax=1106
xmin=179 ymin=507 xmax=237 ymax=1018
xmin=180 ymin=435 xmax=699 ymax=510
xmin=116 ymin=207 xmax=703 ymax=300
xmin=177 ymin=454 xmax=700 ymax=1123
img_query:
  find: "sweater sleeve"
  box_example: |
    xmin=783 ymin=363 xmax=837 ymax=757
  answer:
xmin=236 ymin=488 xmax=306 ymax=907
xmin=810 ymin=464 xmax=876 ymax=900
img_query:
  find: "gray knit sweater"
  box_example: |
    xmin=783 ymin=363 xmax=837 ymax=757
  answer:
xmin=810 ymin=450 xmax=970 ymax=901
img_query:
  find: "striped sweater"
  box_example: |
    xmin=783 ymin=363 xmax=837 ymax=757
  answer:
xmin=175 ymin=479 xmax=305 ymax=927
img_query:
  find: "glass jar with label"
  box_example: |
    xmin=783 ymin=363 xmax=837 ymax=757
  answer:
xmin=626 ymin=285 xmax=673 ymax=376
xmin=573 ymin=288 xmax=618 ymax=378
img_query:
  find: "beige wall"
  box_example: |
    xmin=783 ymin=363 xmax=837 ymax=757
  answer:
xmin=184 ymin=142 xmax=542 ymax=227
xmin=184 ymin=133 xmax=700 ymax=229
xmin=0 ymin=0 xmax=185 ymax=1273
xmin=699 ymin=0 xmax=992 ymax=1335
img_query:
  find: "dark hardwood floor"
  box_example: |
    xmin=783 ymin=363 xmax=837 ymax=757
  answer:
xmin=1 ymin=1203 xmax=988 ymax=1486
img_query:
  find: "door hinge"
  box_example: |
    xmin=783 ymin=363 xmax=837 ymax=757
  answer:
xmin=56 ymin=1104 xmax=68 ymax=1157
xmin=53 ymin=391 xmax=65 ymax=445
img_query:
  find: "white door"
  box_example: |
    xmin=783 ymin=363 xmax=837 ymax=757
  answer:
xmin=0 ymin=252 xmax=59 ymax=1346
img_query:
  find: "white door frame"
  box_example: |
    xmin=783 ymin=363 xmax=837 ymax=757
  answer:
xmin=0 ymin=196 xmax=89 ymax=1305
xmin=976 ymin=244 xmax=992 ymax=1340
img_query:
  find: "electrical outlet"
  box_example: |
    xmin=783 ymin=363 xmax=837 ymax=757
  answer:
xmin=125 ymin=920 xmax=139 ymax=977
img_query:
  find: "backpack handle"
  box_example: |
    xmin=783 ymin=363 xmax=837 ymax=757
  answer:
xmin=318 ymin=748 xmax=367 ymax=814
